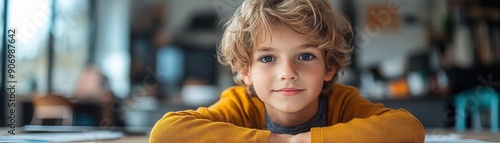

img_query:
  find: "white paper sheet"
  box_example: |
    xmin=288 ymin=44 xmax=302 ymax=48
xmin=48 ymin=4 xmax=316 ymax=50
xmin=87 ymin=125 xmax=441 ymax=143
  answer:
xmin=0 ymin=130 xmax=124 ymax=143
xmin=425 ymin=133 xmax=493 ymax=143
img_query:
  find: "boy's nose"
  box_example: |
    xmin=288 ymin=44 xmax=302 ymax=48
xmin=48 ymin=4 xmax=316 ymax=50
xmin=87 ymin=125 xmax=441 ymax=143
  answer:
xmin=279 ymin=62 xmax=298 ymax=81
xmin=280 ymin=75 xmax=297 ymax=81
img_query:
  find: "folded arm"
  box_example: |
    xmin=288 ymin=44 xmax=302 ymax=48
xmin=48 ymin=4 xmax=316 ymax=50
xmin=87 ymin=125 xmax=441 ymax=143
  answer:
xmin=150 ymin=88 xmax=272 ymax=143
xmin=310 ymin=89 xmax=425 ymax=142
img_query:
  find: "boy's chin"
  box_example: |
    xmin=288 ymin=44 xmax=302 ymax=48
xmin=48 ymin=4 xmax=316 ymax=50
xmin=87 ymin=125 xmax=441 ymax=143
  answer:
xmin=272 ymin=103 xmax=307 ymax=114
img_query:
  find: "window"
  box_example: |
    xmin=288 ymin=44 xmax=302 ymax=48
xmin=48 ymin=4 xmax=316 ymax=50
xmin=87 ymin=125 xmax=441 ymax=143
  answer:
xmin=51 ymin=0 xmax=90 ymax=96
xmin=8 ymin=0 xmax=52 ymax=95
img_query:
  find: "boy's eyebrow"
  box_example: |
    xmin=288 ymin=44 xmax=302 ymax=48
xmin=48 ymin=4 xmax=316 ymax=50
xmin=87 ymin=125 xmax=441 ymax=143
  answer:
xmin=256 ymin=44 xmax=317 ymax=51
xmin=256 ymin=46 xmax=275 ymax=51
xmin=299 ymin=44 xmax=317 ymax=48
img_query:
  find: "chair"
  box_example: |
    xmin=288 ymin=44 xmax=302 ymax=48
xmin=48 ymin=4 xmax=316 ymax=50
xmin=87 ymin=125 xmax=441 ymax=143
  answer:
xmin=31 ymin=93 xmax=74 ymax=126
xmin=455 ymin=86 xmax=498 ymax=133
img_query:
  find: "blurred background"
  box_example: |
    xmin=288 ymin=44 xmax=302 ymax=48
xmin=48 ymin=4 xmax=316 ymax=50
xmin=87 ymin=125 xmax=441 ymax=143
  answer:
xmin=0 ymin=0 xmax=499 ymax=133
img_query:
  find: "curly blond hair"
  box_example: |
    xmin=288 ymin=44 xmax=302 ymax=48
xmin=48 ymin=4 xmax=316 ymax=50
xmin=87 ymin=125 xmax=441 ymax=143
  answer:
xmin=217 ymin=0 xmax=353 ymax=96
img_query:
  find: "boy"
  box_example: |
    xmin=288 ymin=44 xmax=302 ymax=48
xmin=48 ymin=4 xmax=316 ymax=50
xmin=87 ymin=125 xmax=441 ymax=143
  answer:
xmin=150 ymin=0 xmax=425 ymax=142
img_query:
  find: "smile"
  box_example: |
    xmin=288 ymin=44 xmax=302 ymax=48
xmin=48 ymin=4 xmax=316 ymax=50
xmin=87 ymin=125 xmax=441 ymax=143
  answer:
xmin=273 ymin=88 xmax=305 ymax=96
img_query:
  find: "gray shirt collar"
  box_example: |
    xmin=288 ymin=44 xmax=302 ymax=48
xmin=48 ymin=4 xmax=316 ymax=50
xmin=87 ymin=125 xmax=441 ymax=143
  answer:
xmin=265 ymin=96 xmax=328 ymax=135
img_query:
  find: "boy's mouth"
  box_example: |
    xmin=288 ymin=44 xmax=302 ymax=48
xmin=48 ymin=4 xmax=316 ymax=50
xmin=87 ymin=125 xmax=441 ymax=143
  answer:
xmin=273 ymin=88 xmax=305 ymax=96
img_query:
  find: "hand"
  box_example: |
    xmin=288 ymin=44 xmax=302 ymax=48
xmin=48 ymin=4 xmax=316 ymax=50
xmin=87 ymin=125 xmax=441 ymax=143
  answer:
xmin=289 ymin=132 xmax=311 ymax=143
xmin=270 ymin=133 xmax=293 ymax=143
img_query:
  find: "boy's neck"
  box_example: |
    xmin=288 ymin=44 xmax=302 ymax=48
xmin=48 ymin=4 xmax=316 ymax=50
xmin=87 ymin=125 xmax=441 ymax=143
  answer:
xmin=265 ymin=98 xmax=319 ymax=127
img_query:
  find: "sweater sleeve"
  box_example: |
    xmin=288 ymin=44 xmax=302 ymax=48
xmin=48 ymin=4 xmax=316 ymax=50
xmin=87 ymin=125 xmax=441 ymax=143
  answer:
xmin=149 ymin=87 xmax=271 ymax=143
xmin=310 ymin=87 xmax=425 ymax=143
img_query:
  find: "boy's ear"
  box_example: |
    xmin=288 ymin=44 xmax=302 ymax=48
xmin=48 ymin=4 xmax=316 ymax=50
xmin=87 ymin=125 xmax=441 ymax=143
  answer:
xmin=324 ymin=69 xmax=336 ymax=81
xmin=241 ymin=72 xmax=253 ymax=86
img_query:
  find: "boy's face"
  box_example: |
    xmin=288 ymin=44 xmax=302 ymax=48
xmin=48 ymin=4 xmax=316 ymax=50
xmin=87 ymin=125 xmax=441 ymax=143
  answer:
xmin=242 ymin=25 xmax=335 ymax=113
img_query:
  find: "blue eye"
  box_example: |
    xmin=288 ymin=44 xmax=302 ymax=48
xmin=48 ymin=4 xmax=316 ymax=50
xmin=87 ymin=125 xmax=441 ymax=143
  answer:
xmin=298 ymin=53 xmax=315 ymax=61
xmin=259 ymin=55 xmax=276 ymax=63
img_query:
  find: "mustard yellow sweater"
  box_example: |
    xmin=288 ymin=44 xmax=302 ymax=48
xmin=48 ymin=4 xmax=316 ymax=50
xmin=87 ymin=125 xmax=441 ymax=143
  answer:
xmin=150 ymin=84 xmax=425 ymax=142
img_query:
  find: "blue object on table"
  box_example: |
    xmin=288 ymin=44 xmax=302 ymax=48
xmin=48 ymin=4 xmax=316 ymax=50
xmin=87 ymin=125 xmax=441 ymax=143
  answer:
xmin=455 ymin=86 xmax=498 ymax=133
